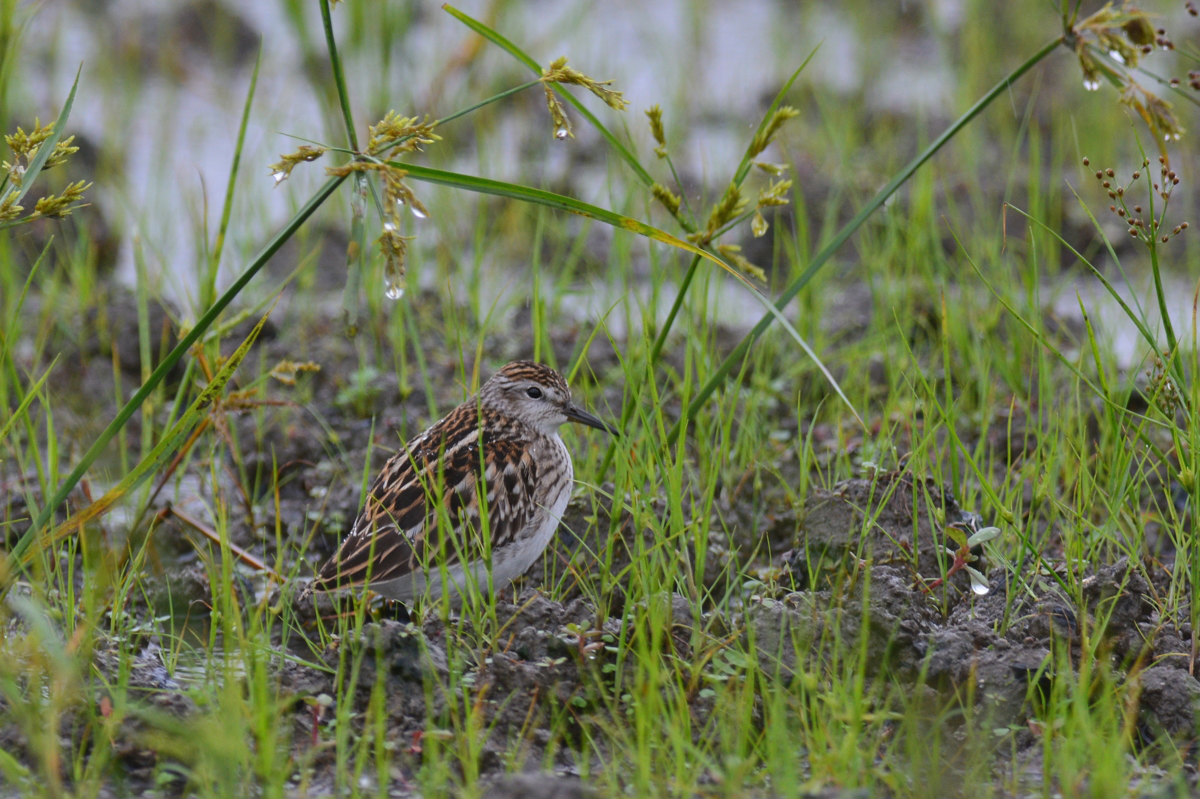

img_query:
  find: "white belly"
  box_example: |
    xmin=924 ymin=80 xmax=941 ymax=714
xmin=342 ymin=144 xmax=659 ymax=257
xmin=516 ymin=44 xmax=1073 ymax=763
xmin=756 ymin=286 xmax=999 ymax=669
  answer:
xmin=374 ymin=435 xmax=574 ymax=606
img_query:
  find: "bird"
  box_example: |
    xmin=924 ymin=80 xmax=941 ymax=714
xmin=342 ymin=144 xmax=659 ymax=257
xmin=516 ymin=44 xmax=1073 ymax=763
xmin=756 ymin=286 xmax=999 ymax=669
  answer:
xmin=298 ymin=361 xmax=616 ymax=607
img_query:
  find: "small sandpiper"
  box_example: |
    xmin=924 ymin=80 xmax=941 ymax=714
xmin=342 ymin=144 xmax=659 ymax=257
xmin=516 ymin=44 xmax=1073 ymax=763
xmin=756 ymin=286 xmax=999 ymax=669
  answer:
xmin=299 ymin=361 xmax=616 ymax=606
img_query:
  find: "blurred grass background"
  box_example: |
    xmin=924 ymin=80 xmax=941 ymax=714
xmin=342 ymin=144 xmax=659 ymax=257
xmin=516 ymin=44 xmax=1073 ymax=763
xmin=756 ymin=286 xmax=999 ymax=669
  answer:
xmin=3 ymin=0 xmax=1200 ymax=796
xmin=9 ymin=0 xmax=1195 ymax=311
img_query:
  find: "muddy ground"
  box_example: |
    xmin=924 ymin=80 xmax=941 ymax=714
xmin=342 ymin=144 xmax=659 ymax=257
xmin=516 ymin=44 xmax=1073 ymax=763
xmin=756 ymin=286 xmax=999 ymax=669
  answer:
xmin=2 ymin=280 xmax=1199 ymax=798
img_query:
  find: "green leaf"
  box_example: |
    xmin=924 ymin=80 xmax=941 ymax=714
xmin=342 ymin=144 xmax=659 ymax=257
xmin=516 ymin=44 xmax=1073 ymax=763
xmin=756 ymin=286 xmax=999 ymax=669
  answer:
xmin=394 ymin=161 xmax=739 ymax=280
xmin=731 ymin=53 xmax=816 ymax=187
xmin=945 ymin=525 xmax=969 ymax=549
xmin=0 ymin=745 xmax=32 ymax=785
xmin=965 ymin=566 xmax=990 ymax=596
xmin=966 ymin=526 xmax=1002 ymax=548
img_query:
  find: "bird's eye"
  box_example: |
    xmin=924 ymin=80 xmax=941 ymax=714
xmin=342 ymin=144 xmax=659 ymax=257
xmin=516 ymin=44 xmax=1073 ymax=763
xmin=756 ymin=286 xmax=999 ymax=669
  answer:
xmin=526 ymin=386 xmax=543 ymax=399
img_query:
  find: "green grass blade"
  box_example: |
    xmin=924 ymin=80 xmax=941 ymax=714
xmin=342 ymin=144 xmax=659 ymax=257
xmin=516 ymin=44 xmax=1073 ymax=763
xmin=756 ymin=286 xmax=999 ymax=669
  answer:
xmin=0 ymin=356 xmax=58 ymax=444
xmin=320 ymin=0 xmax=359 ymax=151
xmin=205 ymin=46 xmax=263 ymax=309
xmin=1079 ymin=295 xmax=1111 ymax=398
xmin=18 ymin=305 xmax=274 ymax=568
xmin=669 ymin=35 xmax=1064 ymax=446
xmin=342 ymin=173 xmax=368 ymax=333
xmin=442 ymin=4 xmax=537 ymax=71
xmin=0 ymin=746 xmax=32 ymax=785
xmin=397 ymin=162 xmax=858 ymax=421
xmin=434 ymin=79 xmax=544 ymax=129
xmin=1007 ymin=200 xmax=1158 ymax=353
xmin=963 ymin=239 xmax=1157 ymax=425
xmin=395 ymin=160 xmax=734 ymax=276
xmin=0 ymin=238 xmax=48 ymax=405
xmin=11 ymin=174 xmax=347 ymax=570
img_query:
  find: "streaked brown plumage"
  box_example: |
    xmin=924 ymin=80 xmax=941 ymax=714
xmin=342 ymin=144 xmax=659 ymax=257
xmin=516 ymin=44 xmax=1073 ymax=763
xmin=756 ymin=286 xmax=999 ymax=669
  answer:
xmin=299 ymin=361 xmax=615 ymax=606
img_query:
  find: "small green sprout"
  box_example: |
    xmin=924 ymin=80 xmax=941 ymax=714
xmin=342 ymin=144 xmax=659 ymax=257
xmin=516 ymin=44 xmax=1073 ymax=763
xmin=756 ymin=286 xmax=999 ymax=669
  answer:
xmin=922 ymin=520 xmax=1001 ymax=596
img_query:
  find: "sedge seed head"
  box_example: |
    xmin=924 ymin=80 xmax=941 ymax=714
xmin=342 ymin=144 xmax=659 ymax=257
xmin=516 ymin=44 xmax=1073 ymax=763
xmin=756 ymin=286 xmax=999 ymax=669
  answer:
xmin=269 ymin=145 xmax=327 ymax=184
xmin=541 ymin=56 xmax=628 ymax=112
xmin=650 ymin=182 xmax=681 ymax=216
xmin=645 ymin=106 xmax=666 ymax=147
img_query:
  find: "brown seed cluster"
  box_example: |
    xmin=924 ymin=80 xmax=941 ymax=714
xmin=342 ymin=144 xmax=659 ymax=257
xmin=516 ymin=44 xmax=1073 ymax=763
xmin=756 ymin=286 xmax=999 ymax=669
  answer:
xmin=1145 ymin=353 xmax=1182 ymax=417
xmin=1071 ymin=4 xmax=1188 ymax=146
xmin=1170 ymin=3 xmax=1200 ymax=89
xmin=1083 ymin=156 xmax=1188 ymax=245
xmin=1149 ymin=27 xmax=1174 ymax=52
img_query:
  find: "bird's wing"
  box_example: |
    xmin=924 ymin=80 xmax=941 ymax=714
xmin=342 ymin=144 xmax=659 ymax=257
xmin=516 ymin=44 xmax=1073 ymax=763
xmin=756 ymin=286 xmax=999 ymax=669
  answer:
xmin=307 ymin=413 xmax=540 ymax=593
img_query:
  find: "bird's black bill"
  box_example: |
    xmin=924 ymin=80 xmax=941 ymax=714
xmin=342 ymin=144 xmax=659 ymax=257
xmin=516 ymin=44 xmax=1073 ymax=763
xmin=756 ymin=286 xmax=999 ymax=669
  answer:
xmin=565 ymin=405 xmax=620 ymax=436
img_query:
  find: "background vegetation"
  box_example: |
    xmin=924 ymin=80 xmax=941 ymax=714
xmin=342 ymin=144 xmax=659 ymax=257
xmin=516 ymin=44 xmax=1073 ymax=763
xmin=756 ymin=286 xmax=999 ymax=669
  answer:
xmin=2 ymin=0 xmax=1200 ymax=796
